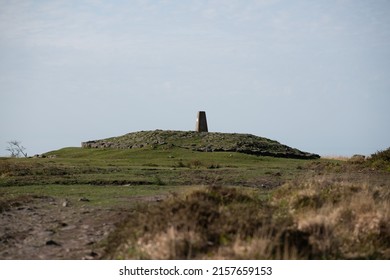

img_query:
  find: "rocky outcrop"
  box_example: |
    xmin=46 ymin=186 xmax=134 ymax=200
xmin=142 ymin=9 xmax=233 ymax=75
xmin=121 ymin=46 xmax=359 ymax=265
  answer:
xmin=82 ymin=130 xmax=320 ymax=159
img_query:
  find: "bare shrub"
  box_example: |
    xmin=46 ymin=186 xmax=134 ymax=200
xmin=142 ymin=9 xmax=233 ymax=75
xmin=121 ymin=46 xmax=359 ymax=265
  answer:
xmin=6 ymin=140 xmax=27 ymax=158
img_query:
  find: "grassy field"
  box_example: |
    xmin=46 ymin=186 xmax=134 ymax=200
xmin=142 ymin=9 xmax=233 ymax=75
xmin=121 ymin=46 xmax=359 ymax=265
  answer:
xmin=0 ymin=146 xmax=309 ymax=188
xmin=1 ymin=145 xmax=389 ymax=259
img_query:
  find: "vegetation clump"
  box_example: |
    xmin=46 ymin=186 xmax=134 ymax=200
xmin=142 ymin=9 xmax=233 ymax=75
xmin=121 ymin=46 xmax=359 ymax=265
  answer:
xmin=105 ymin=176 xmax=390 ymax=259
xmin=370 ymin=147 xmax=390 ymax=162
xmin=368 ymin=147 xmax=390 ymax=171
xmin=105 ymin=186 xmax=278 ymax=259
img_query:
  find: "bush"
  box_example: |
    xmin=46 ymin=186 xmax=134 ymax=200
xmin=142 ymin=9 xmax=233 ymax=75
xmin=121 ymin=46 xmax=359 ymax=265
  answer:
xmin=104 ymin=186 xmax=281 ymax=259
xmin=370 ymin=147 xmax=390 ymax=162
xmin=189 ymin=160 xmax=202 ymax=169
xmin=105 ymin=177 xmax=390 ymax=260
xmin=368 ymin=147 xmax=390 ymax=171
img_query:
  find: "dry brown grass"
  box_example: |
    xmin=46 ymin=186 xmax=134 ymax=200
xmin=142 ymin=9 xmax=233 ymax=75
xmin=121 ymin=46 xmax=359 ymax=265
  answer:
xmin=105 ymin=168 xmax=390 ymax=259
xmin=322 ymin=155 xmax=351 ymax=161
xmin=272 ymin=174 xmax=390 ymax=259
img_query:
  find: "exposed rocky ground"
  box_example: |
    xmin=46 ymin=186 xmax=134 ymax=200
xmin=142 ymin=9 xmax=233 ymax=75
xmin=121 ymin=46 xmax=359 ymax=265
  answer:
xmin=82 ymin=130 xmax=320 ymax=159
xmin=0 ymin=195 xmax=164 ymax=259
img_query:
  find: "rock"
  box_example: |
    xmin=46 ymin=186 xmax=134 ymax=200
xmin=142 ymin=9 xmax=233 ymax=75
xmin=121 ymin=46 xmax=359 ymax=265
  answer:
xmin=349 ymin=154 xmax=366 ymax=163
xmin=89 ymin=251 xmax=98 ymax=257
xmin=33 ymin=154 xmax=47 ymax=158
xmin=45 ymin=240 xmax=61 ymax=246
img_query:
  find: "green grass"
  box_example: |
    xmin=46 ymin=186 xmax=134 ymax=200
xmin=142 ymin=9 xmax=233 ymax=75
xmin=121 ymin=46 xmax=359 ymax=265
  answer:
xmin=0 ymin=184 xmax=189 ymax=208
xmin=0 ymin=146 xmax=312 ymax=214
xmin=1 ymin=147 xmax=312 ymax=188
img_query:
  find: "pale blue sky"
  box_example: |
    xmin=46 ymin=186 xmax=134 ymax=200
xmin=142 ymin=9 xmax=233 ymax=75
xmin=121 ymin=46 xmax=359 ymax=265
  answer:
xmin=1 ymin=0 xmax=389 ymax=156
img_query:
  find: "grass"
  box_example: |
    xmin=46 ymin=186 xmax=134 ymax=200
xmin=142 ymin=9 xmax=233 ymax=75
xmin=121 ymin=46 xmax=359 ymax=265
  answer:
xmin=0 ymin=147 xmax=309 ymax=188
xmin=106 ymin=175 xmax=390 ymax=260
xmin=0 ymin=184 xmax=185 ymax=208
xmin=1 ymin=145 xmax=389 ymax=259
xmin=271 ymin=175 xmax=390 ymax=259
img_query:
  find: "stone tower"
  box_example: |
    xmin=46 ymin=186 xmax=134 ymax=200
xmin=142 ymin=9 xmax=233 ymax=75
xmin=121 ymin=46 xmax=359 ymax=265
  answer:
xmin=195 ymin=111 xmax=208 ymax=132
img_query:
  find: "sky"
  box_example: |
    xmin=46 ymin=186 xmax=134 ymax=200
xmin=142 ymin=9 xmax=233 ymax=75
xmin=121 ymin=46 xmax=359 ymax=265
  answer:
xmin=1 ymin=0 xmax=390 ymax=157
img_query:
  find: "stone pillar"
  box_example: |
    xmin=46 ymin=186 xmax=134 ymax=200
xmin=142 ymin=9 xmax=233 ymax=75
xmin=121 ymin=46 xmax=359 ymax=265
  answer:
xmin=195 ymin=111 xmax=208 ymax=132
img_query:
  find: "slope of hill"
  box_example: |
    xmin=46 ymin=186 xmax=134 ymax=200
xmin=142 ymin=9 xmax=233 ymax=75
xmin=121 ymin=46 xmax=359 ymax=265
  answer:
xmin=81 ymin=130 xmax=320 ymax=159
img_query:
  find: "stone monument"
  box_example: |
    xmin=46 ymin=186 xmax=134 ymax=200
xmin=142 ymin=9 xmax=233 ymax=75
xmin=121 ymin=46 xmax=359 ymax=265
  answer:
xmin=195 ymin=111 xmax=208 ymax=132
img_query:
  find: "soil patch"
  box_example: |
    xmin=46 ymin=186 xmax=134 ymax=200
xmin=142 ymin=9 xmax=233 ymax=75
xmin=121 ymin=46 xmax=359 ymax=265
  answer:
xmin=0 ymin=196 xmax=132 ymax=259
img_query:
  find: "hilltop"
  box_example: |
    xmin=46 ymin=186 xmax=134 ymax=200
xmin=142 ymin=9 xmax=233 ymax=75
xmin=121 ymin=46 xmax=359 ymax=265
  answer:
xmin=81 ymin=130 xmax=320 ymax=159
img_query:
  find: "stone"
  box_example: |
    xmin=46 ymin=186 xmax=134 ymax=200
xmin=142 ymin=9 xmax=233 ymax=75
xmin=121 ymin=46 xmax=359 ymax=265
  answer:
xmin=195 ymin=111 xmax=208 ymax=132
xmin=45 ymin=240 xmax=61 ymax=246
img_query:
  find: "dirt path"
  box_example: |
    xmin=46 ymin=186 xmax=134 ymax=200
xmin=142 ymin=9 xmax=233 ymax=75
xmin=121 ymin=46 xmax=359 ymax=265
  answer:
xmin=0 ymin=196 xmax=131 ymax=259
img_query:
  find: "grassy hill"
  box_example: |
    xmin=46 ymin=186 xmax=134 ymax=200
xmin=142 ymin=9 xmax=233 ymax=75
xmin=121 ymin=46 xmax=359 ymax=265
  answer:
xmin=1 ymin=145 xmax=310 ymax=188
xmin=81 ymin=130 xmax=320 ymax=159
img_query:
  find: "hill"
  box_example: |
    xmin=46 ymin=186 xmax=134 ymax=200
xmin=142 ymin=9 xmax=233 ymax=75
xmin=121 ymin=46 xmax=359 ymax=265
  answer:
xmin=81 ymin=130 xmax=320 ymax=159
